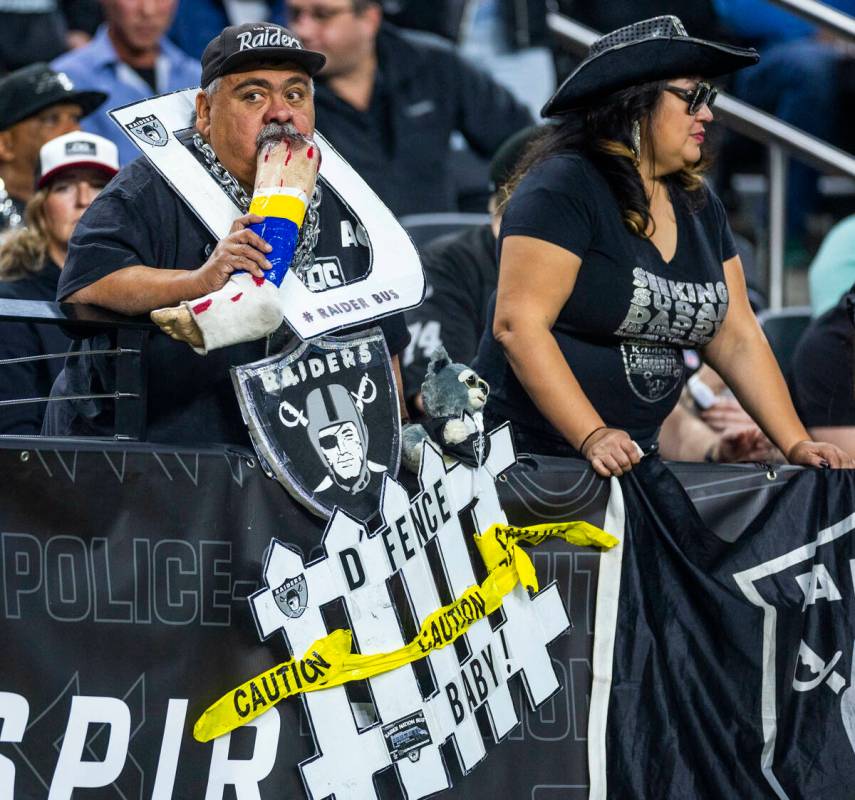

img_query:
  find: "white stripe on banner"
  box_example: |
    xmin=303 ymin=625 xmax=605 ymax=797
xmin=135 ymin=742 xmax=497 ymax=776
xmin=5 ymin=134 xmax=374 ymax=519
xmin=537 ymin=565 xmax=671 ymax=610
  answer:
xmin=587 ymin=476 xmax=625 ymax=800
xmin=732 ymin=511 xmax=855 ymax=800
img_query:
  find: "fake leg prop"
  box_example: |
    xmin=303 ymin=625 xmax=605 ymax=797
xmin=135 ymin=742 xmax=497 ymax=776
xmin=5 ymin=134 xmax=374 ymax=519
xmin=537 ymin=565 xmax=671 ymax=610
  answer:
xmin=151 ymin=136 xmax=320 ymax=354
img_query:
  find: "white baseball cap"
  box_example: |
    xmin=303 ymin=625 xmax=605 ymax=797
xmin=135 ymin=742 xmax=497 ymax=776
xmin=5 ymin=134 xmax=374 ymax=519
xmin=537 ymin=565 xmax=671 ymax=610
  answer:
xmin=37 ymin=131 xmax=119 ymax=189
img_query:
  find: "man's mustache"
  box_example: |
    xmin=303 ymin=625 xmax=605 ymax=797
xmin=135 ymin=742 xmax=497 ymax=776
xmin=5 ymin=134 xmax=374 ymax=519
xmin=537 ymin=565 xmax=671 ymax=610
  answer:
xmin=256 ymin=122 xmax=311 ymax=150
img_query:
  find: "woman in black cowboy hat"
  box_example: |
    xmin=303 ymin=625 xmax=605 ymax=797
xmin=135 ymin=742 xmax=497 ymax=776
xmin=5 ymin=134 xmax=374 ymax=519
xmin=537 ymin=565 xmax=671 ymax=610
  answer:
xmin=475 ymin=15 xmax=853 ymax=476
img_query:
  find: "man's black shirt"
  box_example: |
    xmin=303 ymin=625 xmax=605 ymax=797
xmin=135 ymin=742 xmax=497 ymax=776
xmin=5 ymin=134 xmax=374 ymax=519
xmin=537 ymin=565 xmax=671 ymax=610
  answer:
xmin=313 ymin=23 xmax=533 ymax=218
xmin=402 ymin=224 xmax=496 ymax=401
xmin=791 ymin=285 xmax=855 ymax=428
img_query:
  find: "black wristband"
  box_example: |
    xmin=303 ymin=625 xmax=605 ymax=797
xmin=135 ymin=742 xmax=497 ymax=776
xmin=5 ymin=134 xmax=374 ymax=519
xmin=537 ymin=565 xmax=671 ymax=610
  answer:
xmin=579 ymin=426 xmax=607 ymax=455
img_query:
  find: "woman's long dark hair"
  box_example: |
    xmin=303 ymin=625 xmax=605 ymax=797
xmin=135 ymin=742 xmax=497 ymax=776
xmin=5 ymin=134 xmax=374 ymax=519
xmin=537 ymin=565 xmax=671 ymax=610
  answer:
xmin=499 ymin=80 xmax=708 ymax=237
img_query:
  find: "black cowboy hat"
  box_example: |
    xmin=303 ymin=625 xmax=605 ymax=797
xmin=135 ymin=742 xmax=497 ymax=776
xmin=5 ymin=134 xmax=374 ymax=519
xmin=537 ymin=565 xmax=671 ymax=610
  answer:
xmin=542 ymin=15 xmax=759 ymax=118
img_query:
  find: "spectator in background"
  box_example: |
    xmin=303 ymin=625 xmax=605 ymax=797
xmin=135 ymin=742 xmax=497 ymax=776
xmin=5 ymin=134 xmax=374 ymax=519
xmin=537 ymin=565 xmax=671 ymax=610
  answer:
xmin=403 ymin=126 xmax=539 ymax=409
xmin=0 ymin=1 xmax=102 ymax=74
xmin=791 ymin=283 xmax=855 ymax=456
xmin=0 ymin=64 xmax=106 ymax=234
xmin=713 ymin=0 xmax=855 ymax=255
xmin=287 ymin=0 xmax=533 ymax=217
xmin=384 ymin=0 xmax=554 ymax=119
xmin=808 ymin=215 xmax=855 ymax=317
xmin=0 ymin=131 xmax=118 ymax=435
xmin=52 ymin=0 xmax=200 ymax=165
xmin=168 ymin=0 xmax=281 ymax=60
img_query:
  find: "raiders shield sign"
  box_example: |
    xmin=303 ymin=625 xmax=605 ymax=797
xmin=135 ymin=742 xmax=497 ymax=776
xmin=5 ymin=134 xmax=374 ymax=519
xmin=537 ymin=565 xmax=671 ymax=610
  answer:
xmin=126 ymin=114 xmax=168 ymax=147
xmin=232 ymin=328 xmax=400 ymax=520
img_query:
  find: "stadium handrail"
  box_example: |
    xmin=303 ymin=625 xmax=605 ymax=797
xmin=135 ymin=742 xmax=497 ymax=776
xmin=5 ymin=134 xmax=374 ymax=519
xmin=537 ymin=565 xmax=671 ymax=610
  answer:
xmin=0 ymin=298 xmax=152 ymax=440
xmin=767 ymin=0 xmax=855 ymax=40
xmin=546 ymin=11 xmax=855 ymax=310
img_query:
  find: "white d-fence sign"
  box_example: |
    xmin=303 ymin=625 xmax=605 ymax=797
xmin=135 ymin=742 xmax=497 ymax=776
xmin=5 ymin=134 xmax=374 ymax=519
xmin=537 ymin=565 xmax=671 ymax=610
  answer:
xmin=249 ymin=426 xmax=571 ymax=798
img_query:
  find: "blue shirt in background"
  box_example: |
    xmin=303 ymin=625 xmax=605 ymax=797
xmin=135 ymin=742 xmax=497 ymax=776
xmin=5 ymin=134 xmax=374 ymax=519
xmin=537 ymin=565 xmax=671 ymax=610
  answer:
xmin=713 ymin=0 xmax=855 ymax=42
xmin=52 ymin=26 xmax=200 ymax=165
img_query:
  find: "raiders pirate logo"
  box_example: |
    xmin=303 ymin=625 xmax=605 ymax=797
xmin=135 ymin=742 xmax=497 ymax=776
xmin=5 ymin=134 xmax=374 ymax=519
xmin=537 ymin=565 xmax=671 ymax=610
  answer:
xmin=273 ymin=574 xmax=308 ymax=619
xmin=126 ymin=115 xmax=169 ymax=147
xmin=232 ymin=327 xmax=400 ymax=520
xmin=620 ymin=340 xmax=684 ymax=404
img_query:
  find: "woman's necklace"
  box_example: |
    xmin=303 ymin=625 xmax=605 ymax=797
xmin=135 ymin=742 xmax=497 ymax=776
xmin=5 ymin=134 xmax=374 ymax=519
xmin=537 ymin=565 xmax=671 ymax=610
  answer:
xmin=191 ymin=132 xmax=321 ymax=280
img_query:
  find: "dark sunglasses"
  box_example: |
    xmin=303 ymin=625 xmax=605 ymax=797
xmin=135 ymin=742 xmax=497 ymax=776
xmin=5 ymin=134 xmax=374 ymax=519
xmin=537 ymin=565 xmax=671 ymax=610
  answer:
xmin=664 ymin=82 xmax=718 ymax=115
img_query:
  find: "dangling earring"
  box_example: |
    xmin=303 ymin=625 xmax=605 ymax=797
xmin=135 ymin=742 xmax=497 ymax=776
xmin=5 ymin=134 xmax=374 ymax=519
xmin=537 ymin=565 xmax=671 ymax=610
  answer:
xmin=631 ymin=119 xmax=641 ymax=165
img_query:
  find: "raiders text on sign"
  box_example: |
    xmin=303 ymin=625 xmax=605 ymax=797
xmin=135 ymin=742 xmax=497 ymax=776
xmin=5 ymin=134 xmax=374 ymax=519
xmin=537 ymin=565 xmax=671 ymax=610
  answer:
xmin=265 ymin=343 xmax=372 ymax=389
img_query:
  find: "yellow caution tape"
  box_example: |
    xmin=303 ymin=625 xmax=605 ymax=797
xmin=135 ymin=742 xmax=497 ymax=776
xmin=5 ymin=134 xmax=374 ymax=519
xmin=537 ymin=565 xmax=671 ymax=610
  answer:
xmin=193 ymin=521 xmax=617 ymax=743
xmin=475 ymin=521 xmax=619 ymax=594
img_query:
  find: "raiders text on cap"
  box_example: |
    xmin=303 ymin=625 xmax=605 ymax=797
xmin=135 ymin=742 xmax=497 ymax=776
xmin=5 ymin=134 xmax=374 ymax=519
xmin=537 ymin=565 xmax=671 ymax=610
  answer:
xmin=65 ymin=141 xmax=97 ymax=156
xmin=237 ymin=27 xmax=302 ymax=52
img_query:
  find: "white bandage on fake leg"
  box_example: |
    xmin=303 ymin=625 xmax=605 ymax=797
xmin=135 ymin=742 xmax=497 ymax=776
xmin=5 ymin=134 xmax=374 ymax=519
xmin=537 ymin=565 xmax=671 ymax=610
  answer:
xmin=182 ymin=272 xmax=283 ymax=355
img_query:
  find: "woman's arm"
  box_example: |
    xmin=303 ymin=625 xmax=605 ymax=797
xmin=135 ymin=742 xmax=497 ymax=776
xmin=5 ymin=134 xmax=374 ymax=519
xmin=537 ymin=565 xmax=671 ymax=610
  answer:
xmin=493 ymin=235 xmax=640 ymax=477
xmin=701 ymin=255 xmax=852 ymax=467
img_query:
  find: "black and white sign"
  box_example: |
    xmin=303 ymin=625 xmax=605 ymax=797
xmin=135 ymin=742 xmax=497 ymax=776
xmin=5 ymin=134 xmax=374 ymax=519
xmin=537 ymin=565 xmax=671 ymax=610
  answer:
xmin=232 ymin=328 xmax=400 ymax=520
xmin=6 ymin=440 xmax=855 ymax=799
xmin=109 ymin=89 xmax=425 ymax=341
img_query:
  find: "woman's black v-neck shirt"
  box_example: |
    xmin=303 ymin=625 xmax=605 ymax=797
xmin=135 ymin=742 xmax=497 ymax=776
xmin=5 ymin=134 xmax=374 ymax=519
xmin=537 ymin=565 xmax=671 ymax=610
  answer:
xmin=477 ymin=153 xmax=737 ymax=449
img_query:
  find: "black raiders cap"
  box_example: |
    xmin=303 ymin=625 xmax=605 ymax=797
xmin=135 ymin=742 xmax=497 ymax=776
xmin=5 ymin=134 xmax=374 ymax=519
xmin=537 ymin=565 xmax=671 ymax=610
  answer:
xmin=0 ymin=63 xmax=106 ymax=131
xmin=200 ymin=23 xmax=326 ymax=88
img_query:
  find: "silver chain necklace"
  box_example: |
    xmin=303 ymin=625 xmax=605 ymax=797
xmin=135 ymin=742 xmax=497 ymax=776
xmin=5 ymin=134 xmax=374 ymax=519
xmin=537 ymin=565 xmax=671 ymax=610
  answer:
xmin=191 ymin=133 xmax=321 ymax=279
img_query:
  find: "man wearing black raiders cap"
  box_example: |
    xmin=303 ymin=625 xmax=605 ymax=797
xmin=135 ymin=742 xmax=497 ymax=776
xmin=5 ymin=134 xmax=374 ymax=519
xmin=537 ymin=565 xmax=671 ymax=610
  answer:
xmin=44 ymin=23 xmax=411 ymax=447
xmin=0 ymin=63 xmax=106 ymax=233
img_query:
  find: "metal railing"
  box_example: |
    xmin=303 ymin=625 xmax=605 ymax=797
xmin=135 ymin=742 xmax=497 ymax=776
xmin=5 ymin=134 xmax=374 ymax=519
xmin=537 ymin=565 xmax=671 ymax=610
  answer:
xmin=546 ymin=11 xmax=855 ymax=309
xmin=768 ymin=0 xmax=855 ymax=40
xmin=0 ymin=299 xmax=152 ymax=440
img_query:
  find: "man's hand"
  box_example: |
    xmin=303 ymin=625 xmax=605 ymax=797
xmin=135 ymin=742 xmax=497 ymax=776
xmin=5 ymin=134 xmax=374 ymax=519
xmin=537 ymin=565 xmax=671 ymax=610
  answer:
xmin=193 ymin=213 xmax=273 ymax=296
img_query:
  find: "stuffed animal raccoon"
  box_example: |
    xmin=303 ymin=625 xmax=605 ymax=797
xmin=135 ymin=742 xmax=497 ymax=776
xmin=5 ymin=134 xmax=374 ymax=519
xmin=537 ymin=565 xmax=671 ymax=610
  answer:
xmin=401 ymin=347 xmax=490 ymax=472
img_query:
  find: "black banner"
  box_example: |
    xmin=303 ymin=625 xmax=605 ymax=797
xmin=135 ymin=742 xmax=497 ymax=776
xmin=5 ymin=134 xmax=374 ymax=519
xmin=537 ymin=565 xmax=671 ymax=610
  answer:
xmin=0 ymin=442 xmax=841 ymax=799
xmin=598 ymin=458 xmax=855 ymax=799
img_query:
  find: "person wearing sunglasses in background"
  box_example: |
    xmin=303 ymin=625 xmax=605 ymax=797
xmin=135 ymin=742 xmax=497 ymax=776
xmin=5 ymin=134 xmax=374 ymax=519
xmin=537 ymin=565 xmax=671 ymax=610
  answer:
xmin=474 ymin=16 xmax=853 ymax=477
